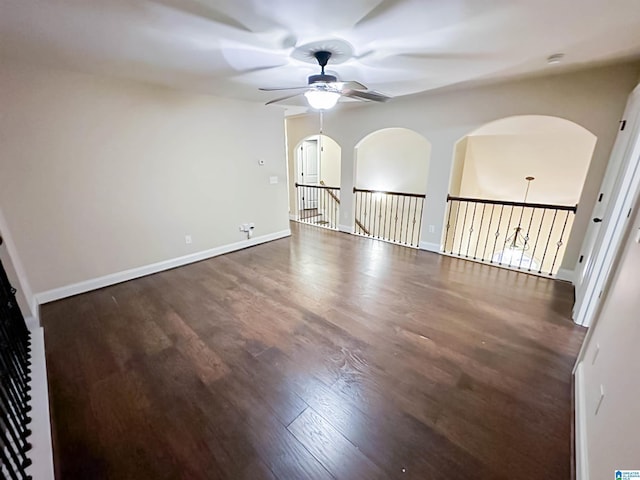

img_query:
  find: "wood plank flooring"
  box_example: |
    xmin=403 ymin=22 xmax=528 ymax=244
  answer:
xmin=41 ymin=222 xmax=586 ymax=479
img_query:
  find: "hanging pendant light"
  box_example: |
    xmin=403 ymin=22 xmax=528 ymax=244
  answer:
xmin=493 ymin=176 xmax=539 ymax=269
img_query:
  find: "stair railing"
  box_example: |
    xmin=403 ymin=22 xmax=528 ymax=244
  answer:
xmin=443 ymin=195 xmax=577 ymax=276
xmin=353 ymin=187 xmax=425 ymax=247
xmin=0 ymin=237 xmax=33 ymax=479
xmin=294 ymin=182 xmax=341 ymax=230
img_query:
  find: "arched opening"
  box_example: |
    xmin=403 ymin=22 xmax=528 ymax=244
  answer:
xmin=292 ymin=134 xmax=342 ymax=230
xmin=354 ymin=128 xmax=431 ymax=247
xmin=444 ymin=115 xmax=597 ymax=276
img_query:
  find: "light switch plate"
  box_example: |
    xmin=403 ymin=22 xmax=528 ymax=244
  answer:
xmin=269 ymin=176 xmax=278 ymax=184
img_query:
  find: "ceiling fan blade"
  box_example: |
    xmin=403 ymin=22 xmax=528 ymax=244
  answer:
xmin=240 ymin=64 xmax=285 ymax=74
xmin=342 ymin=89 xmax=391 ymax=103
xmin=354 ymin=0 xmax=401 ymax=28
xmin=265 ymin=92 xmax=304 ymax=105
xmin=259 ymin=86 xmax=309 ymax=92
xmin=338 ymin=80 xmax=367 ymax=90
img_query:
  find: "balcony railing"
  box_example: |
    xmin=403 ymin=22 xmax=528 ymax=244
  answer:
xmin=443 ymin=195 xmax=577 ymax=276
xmin=353 ymin=187 xmax=425 ymax=248
xmin=294 ymin=182 xmax=340 ymax=230
xmin=0 ymin=257 xmax=33 ymax=479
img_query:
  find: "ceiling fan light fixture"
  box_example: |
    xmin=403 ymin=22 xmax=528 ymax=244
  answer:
xmin=304 ymin=89 xmax=340 ymax=110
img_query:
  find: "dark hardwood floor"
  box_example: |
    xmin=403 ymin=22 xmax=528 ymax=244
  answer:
xmin=41 ymin=222 xmax=586 ymax=479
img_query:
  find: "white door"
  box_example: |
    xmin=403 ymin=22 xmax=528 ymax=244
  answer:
xmin=575 ymin=85 xmax=640 ymax=293
xmin=299 ymin=139 xmax=319 ymax=209
xmin=573 ymin=83 xmax=640 ymax=327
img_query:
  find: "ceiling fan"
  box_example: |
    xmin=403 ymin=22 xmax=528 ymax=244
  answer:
xmin=260 ymin=50 xmax=391 ymax=109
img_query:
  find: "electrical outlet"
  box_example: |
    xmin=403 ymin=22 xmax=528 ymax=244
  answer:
xmin=185 ymin=235 xmax=192 ymax=244
xmin=428 ymin=225 xmax=435 ymax=233
xmin=269 ymin=176 xmax=278 ymax=184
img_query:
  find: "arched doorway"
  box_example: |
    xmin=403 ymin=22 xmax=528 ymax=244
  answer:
xmin=443 ymin=115 xmax=597 ymax=276
xmin=354 ymin=128 xmax=431 ymax=247
xmin=292 ymin=134 xmax=342 ymax=230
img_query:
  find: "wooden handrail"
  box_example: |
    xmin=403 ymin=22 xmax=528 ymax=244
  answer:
xmin=355 ymin=218 xmax=371 ymax=236
xmin=319 ymin=181 xmax=341 ymax=205
xmin=353 ymin=187 xmax=426 ymax=199
xmin=446 ymin=195 xmax=577 ymax=213
xmin=295 ymin=182 xmax=340 ymax=190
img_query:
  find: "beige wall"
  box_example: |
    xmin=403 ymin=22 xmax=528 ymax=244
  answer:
xmin=0 ymin=64 xmax=289 ymax=295
xmin=286 ymin=62 xmax=640 ymax=269
xmin=576 ymin=199 xmax=640 ymax=478
xmin=355 ymin=128 xmax=431 ymax=194
xmin=459 ymin=131 xmax=596 ymax=205
xmin=318 ymin=135 xmax=341 ymax=188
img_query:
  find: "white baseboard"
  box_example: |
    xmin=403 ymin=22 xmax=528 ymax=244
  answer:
xmin=574 ymin=362 xmax=589 ymax=480
xmin=30 ymin=298 xmax=40 ymax=323
xmin=25 ymin=315 xmax=39 ymax=330
xmin=289 ymin=214 xmax=298 ymax=220
xmin=35 ymin=229 xmax=291 ymax=304
xmin=556 ymin=267 xmax=575 ymax=284
xmin=419 ymin=241 xmax=441 ymax=253
xmin=338 ymin=224 xmax=352 ymax=234
xmin=26 ymin=327 xmax=55 ymax=480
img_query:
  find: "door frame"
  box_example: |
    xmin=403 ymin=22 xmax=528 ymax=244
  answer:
xmin=573 ymin=84 xmax=640 ymax=327
xmin=574 ymin=84 xmax=640 ymax=294
xmin=297 ymin=138 xmax=321 ymax=210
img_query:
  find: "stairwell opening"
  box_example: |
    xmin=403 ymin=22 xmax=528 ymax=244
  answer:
xmin=354 ymin=128 xmax=431 ymax=247
xmin=443 ymin=115 xmax=597 ymax=277
xmin=292 ymin=134 xmax=342 ymax=230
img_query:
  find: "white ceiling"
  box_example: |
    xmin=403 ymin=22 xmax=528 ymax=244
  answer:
xmin=2 ymin=0 xmax=640 ymax=107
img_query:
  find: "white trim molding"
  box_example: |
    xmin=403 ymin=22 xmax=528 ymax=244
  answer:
xmin=0 ymin=206 xmax=37 ymax=319
xmin=338 ymin=224 xmax=353 ymax=234
xmin=419 ymin=241 xmax=441 ymax=253
xmin=26 ymin=326 xmax=55 ymax=480
xmin=25 ymin=315 xmax=39 ymax=331
xmin=556 ymin=267 xmax=575 ymax=284
xmin=574 ymin=363 xmax=589 ymax=480
xmin=36 ymin=229 xmax=291 ymax=305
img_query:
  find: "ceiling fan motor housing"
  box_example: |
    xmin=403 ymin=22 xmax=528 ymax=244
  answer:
xmin=308 ymin=73 xmax=338 ymax=85
xmin=261 ymin=46 xmax=389 ymax=105
xmin=308 ymin=50 xmax=338 ymax=86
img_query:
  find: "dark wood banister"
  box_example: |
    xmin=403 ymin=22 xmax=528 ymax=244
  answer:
xmin=353 ymin=187 xmax=426 ymax=199
xmin=447 ymin=195 xmax=577 ymax=212
xmin=295 ymin=182 xmax=339 ymax=191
